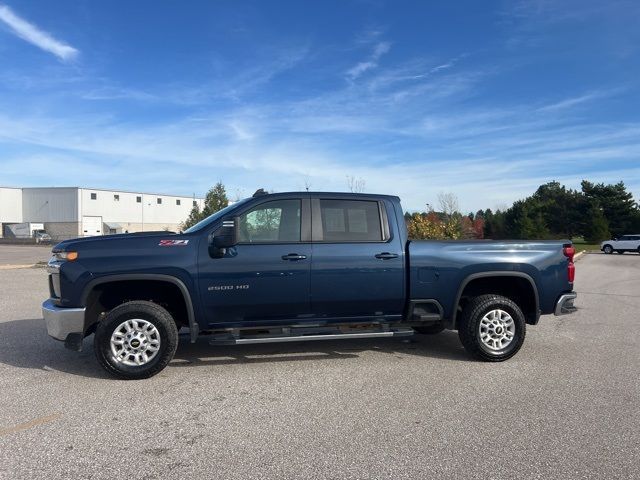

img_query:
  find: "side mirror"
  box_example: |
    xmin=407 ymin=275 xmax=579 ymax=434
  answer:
xmin=208 ymin=217 xmax=238 ymax=257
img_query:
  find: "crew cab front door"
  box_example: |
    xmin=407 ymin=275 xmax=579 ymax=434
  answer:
xmin=198 ymin=197 xmax=312 ymax=326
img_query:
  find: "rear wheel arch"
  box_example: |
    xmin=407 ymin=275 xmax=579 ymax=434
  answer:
xmin=451 ymin=272 xmax=539 ymax=328
xmin=82 ymin=274 xmax=198 ymax=342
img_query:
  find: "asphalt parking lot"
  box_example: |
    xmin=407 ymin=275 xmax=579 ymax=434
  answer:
xmin=0 ymin=252 xmax=638 ymax=479
xmin=0 ymin=244 xmax=51 ymax=267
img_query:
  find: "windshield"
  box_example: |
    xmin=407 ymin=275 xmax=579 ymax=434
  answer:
xmin=183 ymin=198 xmax=250 ymax=233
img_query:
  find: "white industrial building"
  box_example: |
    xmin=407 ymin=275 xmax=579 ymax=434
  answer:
xmin=1 ymin=187 xmax=204 ymax=240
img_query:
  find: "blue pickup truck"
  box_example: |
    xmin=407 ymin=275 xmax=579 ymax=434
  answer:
xmin=42 ymin=191 xmax=577 ymax=379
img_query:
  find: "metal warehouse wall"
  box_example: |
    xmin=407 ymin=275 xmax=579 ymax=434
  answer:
xmin=0 ymin=187 xmax=23 ymax=223
xmin=79 ymin=188 xmax=204 ymax=224
xmin=21 ymin=188 xmax=79 ymax=222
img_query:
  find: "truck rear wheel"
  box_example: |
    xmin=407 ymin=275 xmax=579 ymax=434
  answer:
xmin=94 ymin=301 xmax=179 ymax=379
xmin=458 ymin=294 xmax=526 ymax=362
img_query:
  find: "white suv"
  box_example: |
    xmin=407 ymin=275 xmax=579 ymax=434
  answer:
xmin=601 ymin=235 xmax=640 ymax=254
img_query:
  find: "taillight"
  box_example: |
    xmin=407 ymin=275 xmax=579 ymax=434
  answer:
xmin=563 ymin=245 xmax=575 ymax=283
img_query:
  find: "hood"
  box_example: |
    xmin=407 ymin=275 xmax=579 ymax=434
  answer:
xmin=52 ymin=231 xmax=177 ymax=252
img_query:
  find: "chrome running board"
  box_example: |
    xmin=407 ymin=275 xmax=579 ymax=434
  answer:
xmin=208 ymin=328 xmax=415 ymax=345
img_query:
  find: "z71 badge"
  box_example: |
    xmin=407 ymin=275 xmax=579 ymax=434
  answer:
xmin=159 ymin=239 xmax=189 ymax=246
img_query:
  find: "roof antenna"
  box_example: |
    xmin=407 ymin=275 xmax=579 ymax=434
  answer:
xmin=252 ymin=188 xmax=267 ymax=197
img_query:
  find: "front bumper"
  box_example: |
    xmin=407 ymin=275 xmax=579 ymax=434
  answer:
xmin=42 ymin=299 xmax=86 ymax=341
xmin=554 ymin=292 xmax=577 ymax=316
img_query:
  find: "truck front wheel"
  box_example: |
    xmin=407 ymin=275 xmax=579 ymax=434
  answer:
xmin=458 ymin=295 xmax=526 ymax=362
xmin=94 ymin=301 xmax=179 ymax=379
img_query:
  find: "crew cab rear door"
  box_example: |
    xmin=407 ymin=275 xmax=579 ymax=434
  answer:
xmin=309 ymin=196 xmax=405 ymax=320
xmin=197 ymin=196 xmax=312 ymax=326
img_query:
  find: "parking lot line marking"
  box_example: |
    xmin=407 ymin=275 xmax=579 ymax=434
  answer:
xmin=0 ymin=413 xmax=62 ymax=437
xmin=0 ymin=264 xmax=38 ymax=270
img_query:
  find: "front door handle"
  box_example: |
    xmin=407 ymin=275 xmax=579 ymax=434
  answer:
xmin=375 ymin=252 xmax=399 ymax=260
xmin=282 ymin=253 xmax=307 ymax=261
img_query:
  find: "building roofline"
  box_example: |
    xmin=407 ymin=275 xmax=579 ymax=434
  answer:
xmin=18 ymin=186 xmax=204 ymax=200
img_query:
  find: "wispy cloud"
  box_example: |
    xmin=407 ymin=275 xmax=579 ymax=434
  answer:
xmin=536 ymin=90 xmax=619 ymax=112
xmin=81 ymin=86 xmax=157 ymax=102
xmin=0 ymin=4 xmax=78 ymax=61
xmin=0 ymin=10 xmax=638 ymax=213
xmin=346 ymin=41 xmax=391 ymax=80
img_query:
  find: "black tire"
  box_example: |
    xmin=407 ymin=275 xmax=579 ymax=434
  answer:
xmin=94 ymin=301 xmax=179 ymax=379
xmin=458 ymin=294 xmax=526 ymax=362
xmin=602 ymin=245 xmax=613 ymax=254
xmin=413 ymin=324 xmax=447 ymax=335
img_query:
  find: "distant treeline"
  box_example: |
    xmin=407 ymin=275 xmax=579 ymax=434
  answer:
xmin=406 ymin=180 xmax=640 ymax=242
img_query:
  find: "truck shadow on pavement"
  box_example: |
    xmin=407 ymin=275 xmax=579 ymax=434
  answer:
xmin=171 ymin=331 xmax=470 ymax=368
xmin=0 ymin=318 xmax=470 ymax=379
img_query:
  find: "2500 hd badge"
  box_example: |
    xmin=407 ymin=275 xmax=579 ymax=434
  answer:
xmin=208 ymin=284 xmax=250 ymax=291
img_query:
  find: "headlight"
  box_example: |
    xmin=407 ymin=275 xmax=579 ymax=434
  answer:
xmin=53 ymin=251 xmax=78 ymax=261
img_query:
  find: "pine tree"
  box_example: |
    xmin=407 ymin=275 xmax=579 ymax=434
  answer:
xmin=180 ymin=182 xmax=229 ymax=231
xmin=583 ymin=203 xmax=610 ymax=243
xmin=581 ymin=180 xmax=638 ymax=237
xmin=181 ymin=203 xmax=202 ymax=230
xmin=201 ymin=182 xmax=229 ymax=218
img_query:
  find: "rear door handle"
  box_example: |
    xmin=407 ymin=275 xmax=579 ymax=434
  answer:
xmin=282 ymin=253 xmax=307 ymax=261
xmin=375 ymin=252 xmax=399 ymax=260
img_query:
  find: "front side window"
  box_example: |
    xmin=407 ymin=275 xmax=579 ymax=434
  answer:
xmin=238 ymin=199 xmax=301 ymax=243
xmin=319 ymin=199 xmax=383 ymax=242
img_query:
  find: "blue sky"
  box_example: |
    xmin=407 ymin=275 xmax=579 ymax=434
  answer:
xmin=0 ymin=0 xmax=639 ymax=212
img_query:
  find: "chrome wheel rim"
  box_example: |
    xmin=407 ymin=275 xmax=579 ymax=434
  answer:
xmin=479 ymin=309 xmax=515 ymax=351
xmin=110 ymin=319 xmax=161 ymax=366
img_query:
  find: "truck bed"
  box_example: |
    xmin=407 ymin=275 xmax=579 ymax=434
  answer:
xmin=408 ymin=240 xmax=572 ymax=320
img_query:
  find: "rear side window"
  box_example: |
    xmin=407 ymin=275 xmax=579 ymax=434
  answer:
xmin=319 ymin=199 xmax=383 ymax=242
xmin=238 ymin=199 xmax=301 ymax=243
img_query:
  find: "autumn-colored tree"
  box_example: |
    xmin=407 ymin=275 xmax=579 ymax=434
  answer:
xmin=472 ymin=217 xmax=485 ymax=239
xmin=406 ymin=212 xmax=445 ymax=239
